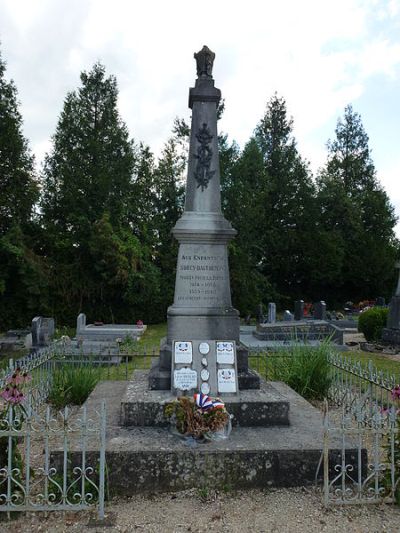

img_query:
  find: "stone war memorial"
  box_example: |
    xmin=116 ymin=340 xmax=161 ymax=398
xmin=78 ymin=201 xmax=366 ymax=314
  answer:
xmin=88 ymin=46 xmax=354 ymax=495
xmin=149 ymin=44 xmax=258 ymax=394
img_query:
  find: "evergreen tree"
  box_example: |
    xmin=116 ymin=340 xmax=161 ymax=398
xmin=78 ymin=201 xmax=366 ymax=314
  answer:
xmin=41 ymin=63 xmax=158 ymax=324
xmin=221 ymin=136 xmax=272 ymax=315
xmin=0 ymin=49 xmax=45 ymax=328
xmin=254 ymin=94 xmax=319 ymax=304
xmin=0 ymin=51 xmax=38 ymax=236
xmin=317 ymin=105 xmax=398 ymax=303
xmin=151 ymin=137 xmax=185 ymax=311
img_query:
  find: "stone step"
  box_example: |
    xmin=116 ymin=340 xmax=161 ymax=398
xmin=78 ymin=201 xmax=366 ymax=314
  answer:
xmin=51 ymin=380 xmax=364 ymax=495
xmin=121 ymin=371 xmax=289 ymax=427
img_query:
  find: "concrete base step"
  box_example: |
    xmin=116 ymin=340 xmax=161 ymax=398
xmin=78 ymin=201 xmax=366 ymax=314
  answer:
xmin=51 ymin=379 xmax=365 ymax=495
xmin=121 ymin=371 xmax=289 ymax=427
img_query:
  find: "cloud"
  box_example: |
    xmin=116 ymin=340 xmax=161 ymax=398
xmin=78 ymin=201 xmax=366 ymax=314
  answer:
xmin=1 ymin=0 xmax=399 ymax=232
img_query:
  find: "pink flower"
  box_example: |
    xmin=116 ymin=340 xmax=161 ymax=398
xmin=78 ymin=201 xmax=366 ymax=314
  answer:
xmin=391 ymin=385 xmax=400 ymax=400
xmin=0 ymin=387 xmax=13 ymax=401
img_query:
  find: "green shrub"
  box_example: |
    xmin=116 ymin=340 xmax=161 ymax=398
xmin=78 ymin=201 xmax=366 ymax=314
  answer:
xmin=48 ymin=363 xmax=101 ymax=409
xmin=358 ymin=307 xmax=389 ymax=342
xmin=269 ymin=342 xmax=332 ymax=401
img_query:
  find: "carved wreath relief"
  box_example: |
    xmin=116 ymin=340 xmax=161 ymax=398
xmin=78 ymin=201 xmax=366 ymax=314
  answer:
xmin=194 ymin=123 xmax=215 ymax=191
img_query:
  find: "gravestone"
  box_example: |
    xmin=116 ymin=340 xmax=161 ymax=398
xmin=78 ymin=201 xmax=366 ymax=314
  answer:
xmin=267 ymin=302 xmax=276 ymax=324
xmin=257 ymin=303 xmax=265 ymax=324
xmin=149 ymin=46 xmax=259 ymax=391
xmin=283 ymin=310 xmax=294 ymax=321
xmin=76 ymin=312 xmax=146 ymax=341
xmin=382 ymin=262 xmax=400 ymax=344
xmin=314 ymin=301 xmax=326 ymax=320
xmin=294 ymin=300 xmax=304 ymax=321
xmin=31 ymin=316 xmax=55 ymax=348
xmin=375 ymin=297 xmax=386 ymax=307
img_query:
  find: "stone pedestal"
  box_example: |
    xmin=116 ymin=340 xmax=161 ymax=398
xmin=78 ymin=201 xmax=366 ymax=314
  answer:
xmin=382 ymin=295 xmax=400 ymax=344
xmin=381 ymin=262 xmax=400 ymax=345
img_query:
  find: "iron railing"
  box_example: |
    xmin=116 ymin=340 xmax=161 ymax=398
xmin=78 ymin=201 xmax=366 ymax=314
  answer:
xmin=0 ymin=396 xmax=106 ymax=518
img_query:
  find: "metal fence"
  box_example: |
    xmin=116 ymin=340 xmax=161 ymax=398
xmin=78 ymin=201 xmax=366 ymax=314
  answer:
xmin=327 ymin=352 xmax=398 ymax=412
xmin=1 ymin=343 xmax=159 ymax=410
xmin=0 ymin=396 xmax=106 ymax=518
xmin=2 ymin=340 xmax=399 ymax=512
xmin=323 ymin=401 xmax=400 ymax=506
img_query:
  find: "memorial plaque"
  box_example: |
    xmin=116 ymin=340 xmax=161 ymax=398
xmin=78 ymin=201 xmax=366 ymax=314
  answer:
xmin=174 ymin=341 xmax=193 ymax=364
xmin=201 ymin=369 xmax=210 ymax=381
xmin=173 ymin=368 xmax=198 ymax=391
xmin=217 ymin=368 xmax=237 ymax=393
xmin=216 ymin=341 xmax=235 ymax=364
xmin=201 ymin=382 xmax=210 ymax=394
xmin=199 ymin=342 xmax=210 ymax=355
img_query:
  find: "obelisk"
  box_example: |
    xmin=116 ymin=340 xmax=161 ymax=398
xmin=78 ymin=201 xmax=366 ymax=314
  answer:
xmin=149 ymin=46 xmax=259 ymax=390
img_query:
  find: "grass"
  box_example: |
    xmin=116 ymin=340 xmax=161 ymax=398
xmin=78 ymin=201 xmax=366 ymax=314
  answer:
xmin=47 ymin=362 xmax=102 ymax=409
xmin=139 ymin=323 xmax=167 ymax=347
xmin=250 ymin=342 xmax=332 ymax=400
xmin=342 ymin=350 xmax=400 ymax=379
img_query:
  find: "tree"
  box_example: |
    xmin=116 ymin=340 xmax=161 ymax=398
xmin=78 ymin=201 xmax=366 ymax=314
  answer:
xmin=221 ymin=136 xmax=272 ymax=314
xmin=40 ymin=63 xmax=158 ymax=324
xmin=0 ymin=48 xmax=44 ymax=329
xmin=0 ymin=51 xmax=38 ymax=236
xmin=253 ymin=94 xmax=319 ymax=304
xmin=151 ymin=137 xmax=185 ymax=311
xmin=317 ymin=105 xmax=398 ymax=303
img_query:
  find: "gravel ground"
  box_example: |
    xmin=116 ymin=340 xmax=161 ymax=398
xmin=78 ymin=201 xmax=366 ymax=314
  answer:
xmin=2 ymin=486 xmax=400 ymax=533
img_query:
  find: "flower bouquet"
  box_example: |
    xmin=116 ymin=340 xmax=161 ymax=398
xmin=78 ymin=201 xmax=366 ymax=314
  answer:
xmin=165 ymin=392 xmax=231 ymax=441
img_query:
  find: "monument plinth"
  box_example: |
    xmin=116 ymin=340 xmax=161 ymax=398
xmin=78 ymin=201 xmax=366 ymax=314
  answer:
xmin=382 ymin=261 xmax=400 ymax=345
xmin=149 ymin=46 xmax=259 ymax=390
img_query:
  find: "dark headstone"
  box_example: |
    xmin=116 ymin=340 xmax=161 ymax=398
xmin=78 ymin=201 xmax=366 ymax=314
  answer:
xmin=294 ymin=300 xmax=304 ymax=321
xmin=375 ymin=297 xmax=385 ymax=307
xmin=31 ymin=316 xmax=55 ymax=347
xmin=314 ymin=301 xmax=326 ymax=320
xmin=267 ymin=303 xmax=276 ymax=324
xmin=257 ymin=303 xmax=265 ymax=324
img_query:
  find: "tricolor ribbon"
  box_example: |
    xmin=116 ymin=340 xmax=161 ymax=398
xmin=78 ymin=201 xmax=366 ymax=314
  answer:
xmin=212 ymin=399 xmax=225 ymax=409
xmin=193 ymin=392 xmax=213 ymax=410
xmin=194 ymin=393 xmax=225 ymax=411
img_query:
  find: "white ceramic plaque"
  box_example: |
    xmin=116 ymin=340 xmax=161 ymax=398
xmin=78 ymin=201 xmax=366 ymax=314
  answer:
xmin=217 ymin=368 xmax=237 ymax=393
xmin=201 ymin=357 xmax=208 ymax=367
xmin=173 ymin=368 xmax=197 ymax=391
xmin=199 ymin=342 xmax=210 ymax=355
xmin=174 ymin=341 xmax=193 ymax=364
xmin=201 ymin=369 xmax=210 ymax=381
xmin=216 ymin=341 xmax=235 ymax=364
xmin=201 ymin=382 xmax=210 ymax=394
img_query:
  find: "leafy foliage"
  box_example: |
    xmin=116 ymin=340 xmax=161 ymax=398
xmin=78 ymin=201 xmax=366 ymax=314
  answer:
xmin=358 ymin=307 xmax=389 ymax=342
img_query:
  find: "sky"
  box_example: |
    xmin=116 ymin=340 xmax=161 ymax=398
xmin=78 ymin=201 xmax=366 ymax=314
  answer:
xmin=1 ymin=0 xmax=400 ymax=234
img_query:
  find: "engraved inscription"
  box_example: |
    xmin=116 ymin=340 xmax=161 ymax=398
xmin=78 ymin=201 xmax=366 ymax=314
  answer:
xmin=175 ymin=250 xmax=228 ymax=306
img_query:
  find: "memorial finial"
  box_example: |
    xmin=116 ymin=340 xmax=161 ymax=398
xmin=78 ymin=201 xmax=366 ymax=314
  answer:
xmin=194 ymin=45 xmax=215 ymax=78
